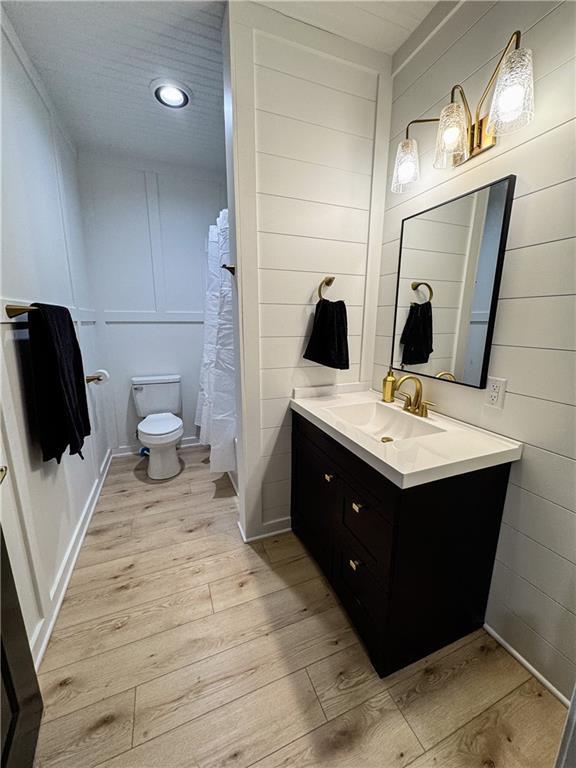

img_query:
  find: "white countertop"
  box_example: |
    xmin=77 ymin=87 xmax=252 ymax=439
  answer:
xmin=290 ymin=390 xmax=522 ymax=489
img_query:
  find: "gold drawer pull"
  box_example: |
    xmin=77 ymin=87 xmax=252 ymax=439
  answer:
xmin=351 ymin=502 xmax=363 ymax=514
xmin=349 ymin=559 xmax=361 ymax=571
xmin=324 ymin=473 xmax=334 ymax=483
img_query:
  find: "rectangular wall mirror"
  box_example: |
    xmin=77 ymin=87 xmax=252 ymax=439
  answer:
xmin=391 ymin=175 xmax=516 ymax=388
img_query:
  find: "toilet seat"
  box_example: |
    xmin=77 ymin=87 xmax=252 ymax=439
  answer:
xmin=138 ymin=412 xmax=183 ymax=437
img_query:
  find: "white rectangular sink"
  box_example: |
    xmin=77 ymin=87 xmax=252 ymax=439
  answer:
xmin=290 ymin=390 xmax=522 ymax=489
xmin=325 ymin=401 xmax=444 ymax=441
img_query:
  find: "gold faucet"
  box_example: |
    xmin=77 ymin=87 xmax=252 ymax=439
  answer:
xmin=436 ymin=371 xmax=456 ymax=381
xmin=395 ymin=374 xmax=435 ymax=417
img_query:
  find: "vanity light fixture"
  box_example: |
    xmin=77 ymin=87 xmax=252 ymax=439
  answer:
xmin=150 ymin=78 xmax=191 ymax=109
xmin=391 ymin=30 xmax=534 ymax=192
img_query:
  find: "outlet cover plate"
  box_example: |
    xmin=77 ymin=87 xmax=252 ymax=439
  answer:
xmin=485 ymin=377 xmax=507 ymax=409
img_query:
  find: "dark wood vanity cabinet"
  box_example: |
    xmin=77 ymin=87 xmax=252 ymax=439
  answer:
xmin=291 ymin=412 xmax=511 ymax=678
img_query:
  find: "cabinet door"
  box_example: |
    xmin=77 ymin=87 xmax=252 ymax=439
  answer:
xmin=292 ymin=434 xmax=340 ymax=574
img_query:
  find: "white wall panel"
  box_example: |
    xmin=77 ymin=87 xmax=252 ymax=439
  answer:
xmin=254 ymin=31 xmax=378 ymax=99
xmin=493 ymin=296 xmax=575 ymax=351
xmin=258 ymin=194 xmax=369 ymax=242
xmin=261 ymin=398 xmax=291 ymax=429
xmin=373 ymin=0 xmax=576 ymax=697
xmin=229 ymin=2 xmax=391 ymax=538
xmin=1 ymin=21 xmax=111 ymax=666
xmin=261 ymin=452 xmax=291 ymax=484
xmin=258 ymin=232 xmax=367 ymax=274
xmin=503 ymin=485 xmax=576 ymax=565
xmin=82 ymin=163 xmax=156 ymax=312
xmin=1 ymin=36 xmax=73 ymax=307
xmin=496 ymin=525 xmax=576 ymax=614
xmin=257 ymin=153 xmax=371 ymax=209
xmin=255 ymin=111 xmax=374 ymax=175
xmin=490 ymin=347 xmax=576 ymax=405
xmin=510 ymin=445 xmax=576 ymax=514
xmin=498 ymin=564 xmax=576 ymax=664
xmin=255 ymin=66 xmax=376 ymax=138
xmin=500 ymin=238 xmax=576 ymax=299
xmin=157 ymin=173 xmax=223 ymax=313
xmin=259 ymin=270 xmax=365 ymax=306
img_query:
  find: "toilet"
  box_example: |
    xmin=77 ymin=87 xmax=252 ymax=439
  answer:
xmin=131 ymin=375 xmax=184 ymax=480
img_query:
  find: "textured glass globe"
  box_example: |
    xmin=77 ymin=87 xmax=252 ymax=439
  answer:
xmin=391 ymin=138 xmax=420 ymax=193
xmin=434 ymin=102 xmax=469 ymax=169
xmin=487 ymin=48 xmax=534 ymax=135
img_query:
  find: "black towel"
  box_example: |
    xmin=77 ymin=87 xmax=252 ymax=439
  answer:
xmin=400 ymin=301 xmax=433 ymax=365
xmin=28 ymin=303 xmax=91 ymax=463
xmin=303 ymin=299 xmax=349 ymax=370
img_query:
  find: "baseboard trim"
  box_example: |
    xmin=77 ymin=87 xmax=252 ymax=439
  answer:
xmin=484 ymin=623 xmax=570 ymax=707
xmin=237 ymin=520 xmax=292 ymax=543
xmin=227 ymin=470 xmax=239 ymax=495
xmin=112 ymin=436 xmax=201 ymax=458
xmin=32 ymin=448 xmax=112 ymax=668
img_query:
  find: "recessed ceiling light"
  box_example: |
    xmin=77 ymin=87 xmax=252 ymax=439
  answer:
xmin=150 ymin=79 xmax=191 ymax=109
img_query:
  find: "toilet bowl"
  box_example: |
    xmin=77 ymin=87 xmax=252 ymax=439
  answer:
xmin=137 ymin=412 xmax=184 ymax=480
xmin=131 ymin=374 xmax=183 ymax=480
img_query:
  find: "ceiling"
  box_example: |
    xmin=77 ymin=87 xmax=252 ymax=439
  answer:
xmin=4 ymin=2 xmax=227 ymax=174
xmin=4 ymin=1 xmax=434 ymax=173
xmin=256 ymin=1 xmax=437 ymax=55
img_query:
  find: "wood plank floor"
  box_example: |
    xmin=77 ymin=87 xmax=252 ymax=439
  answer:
xmin=35 ymin=446 xmax=567 ymax=768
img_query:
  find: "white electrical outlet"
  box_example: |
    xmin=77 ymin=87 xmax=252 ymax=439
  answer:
xmin=485 ymin=376 xmax=507 ymax=409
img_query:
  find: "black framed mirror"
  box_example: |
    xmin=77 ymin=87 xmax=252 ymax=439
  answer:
xmin=390 ymin=175 xmax=516 ymax=388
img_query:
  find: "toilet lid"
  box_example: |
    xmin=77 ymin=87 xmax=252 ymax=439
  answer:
xmin=139 ymin=413 xmax=183 ymax=435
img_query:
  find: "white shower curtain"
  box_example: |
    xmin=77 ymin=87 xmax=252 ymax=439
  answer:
xmin=196 ymin=209 xmax=237 ymax=473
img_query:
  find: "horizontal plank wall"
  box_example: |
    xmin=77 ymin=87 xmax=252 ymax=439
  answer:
xmin=1 ymin=18 xmax=113 ymax=665
xmin=227 ymin=2 xmax=391 ymax=538
xmin=373 ymin=0 xmax=575 ymax=699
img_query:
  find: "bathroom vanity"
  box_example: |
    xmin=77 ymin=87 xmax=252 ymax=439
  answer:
xmin=290 ymin=391 xmax=522 ymax=678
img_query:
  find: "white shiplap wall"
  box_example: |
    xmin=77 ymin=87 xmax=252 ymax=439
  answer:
xmin=227 ymin=2 xmax=391 ymax=538
xmin=373 ymin=1 xmax=576 ymax=699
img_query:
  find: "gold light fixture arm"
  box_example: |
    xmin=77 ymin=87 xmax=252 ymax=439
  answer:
xmin=450 ymin=84 xmax=472 ymax=131
xmin=405 ymin=118 xmax=439 ymax=140
xmin=474 ymin=30 xmax=521 ymax=147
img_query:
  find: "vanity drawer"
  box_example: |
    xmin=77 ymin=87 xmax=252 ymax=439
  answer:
xmin=333 ymin=537 xmax=387 ymax=669
xmin=341 ymin=485 xmax=393 ymax=575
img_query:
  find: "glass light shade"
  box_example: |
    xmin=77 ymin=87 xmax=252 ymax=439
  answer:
xmin=433 ymin=102 xmax=469 ymax=169
xmin=391 ymin=138 xmax=419 ymax=193
xmin=487 ymin=47 xmax=534 ymax=135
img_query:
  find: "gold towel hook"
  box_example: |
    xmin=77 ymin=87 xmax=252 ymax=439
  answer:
xmin=411 ymin=281 xmax=433 ymax=302
xmin=5 ymin=304 xmax=37 ymax=318
xmin=318 ymin=276 xmax=335 ymax=301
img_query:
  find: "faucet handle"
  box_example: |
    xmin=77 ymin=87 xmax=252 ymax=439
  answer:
xmin=395 ymin=391 xmax=412 ymax=411
xmin=419 ymin=400 xmax=436 ymax=417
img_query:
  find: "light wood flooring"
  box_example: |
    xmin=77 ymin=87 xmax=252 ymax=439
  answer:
xmin=35 ymin=446 xmax=567 ymax=768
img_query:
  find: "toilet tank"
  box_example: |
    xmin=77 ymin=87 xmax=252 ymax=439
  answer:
xmin=131 ymin=375 xmax=181 ymax=417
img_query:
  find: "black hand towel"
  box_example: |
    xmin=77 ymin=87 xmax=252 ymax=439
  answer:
xmin=28 ymin=303 xmax=91 ymax=463
xmin=303 ymin=299 xmax=349 ymax=370
xmin=400 ymin=300 xmax=433 ymax=365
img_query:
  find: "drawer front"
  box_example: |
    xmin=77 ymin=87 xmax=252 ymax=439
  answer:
xmin=334 ymin=536 xmax=387 ymax=626
xmin=342 ymin=485 xmax=393 ymax=575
